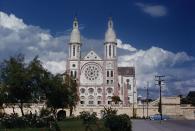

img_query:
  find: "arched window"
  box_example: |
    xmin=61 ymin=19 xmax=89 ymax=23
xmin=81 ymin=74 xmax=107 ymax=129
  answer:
xmin=97 ymin=96 xmax=102 ymax=100
xmin=106 ymin=45 xmax=107 ymax=57
xmin=80 ymin=88 xmax=85 ymax=94
xmin=88 ymin=88 xmax=94 ymax=94
xmin=109 ymin=45 xmax=111 ymax=56
xmin=107 ymin=88 xmax=113 ymax=94
xmin=73 ymin=45 xmax=75 ymax=56
xmin=113 ymin=45 xmax=115 ymax=57
xmin=69 ymin=46 xmax=71 ymax=57
xmin=97 ymin=88 xmax=102 ymax=93
xmin=71 ymin=71 xmax=73 ymax=77
xmin=74 ymin=71 xmax=77 ymax=78
xmin=111 ymin=70 xmax=113 ymax=77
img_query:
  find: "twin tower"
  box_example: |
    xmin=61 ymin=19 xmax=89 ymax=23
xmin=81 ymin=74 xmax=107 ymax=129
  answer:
xmin=68 ymin=17 xmax=117 ymax=61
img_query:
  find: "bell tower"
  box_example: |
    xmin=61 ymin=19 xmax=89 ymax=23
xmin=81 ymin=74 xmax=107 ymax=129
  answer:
xmin=103 ymin=17 xmax=118 ymax=105
xmin=67 ymin=17 xmax=81 ymax=79
xmin=104 ymin=17 xmax=117 ymax=59
xmin=69 ymin=17 xmax=81 ymax=60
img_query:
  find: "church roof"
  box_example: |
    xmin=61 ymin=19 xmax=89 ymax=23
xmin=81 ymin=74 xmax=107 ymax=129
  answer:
xmin=118 ymin=67 xmax=135 ymax=76
xmin=83 ymin=50 xmax=102 ymax=60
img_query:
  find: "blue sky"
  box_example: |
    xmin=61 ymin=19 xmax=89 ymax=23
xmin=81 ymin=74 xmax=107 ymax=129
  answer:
xmin=1 ymin=0 xmax=195 ymax=55
xmin=0 ymin=0 xmax=195 ymax=98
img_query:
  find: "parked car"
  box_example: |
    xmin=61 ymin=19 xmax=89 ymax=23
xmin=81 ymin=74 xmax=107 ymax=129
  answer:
xmin=149 ymin=114 xmax=170 ymax=120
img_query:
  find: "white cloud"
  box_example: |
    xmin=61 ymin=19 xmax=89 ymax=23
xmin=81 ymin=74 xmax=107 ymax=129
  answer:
xmin=0 ymin=12 xmax=27 ymax=30
xmin=0 ymin=11 xmax=68 ymax=74
xmin=117 ymin=39 xmax=137 ymax=52
xmin=43 ymin=61 xmax=66 ymax=75
xmin=135 ymin=2 xmax=167 ymax=17
xmin=118 ymin=46 xmax=195 ymax=97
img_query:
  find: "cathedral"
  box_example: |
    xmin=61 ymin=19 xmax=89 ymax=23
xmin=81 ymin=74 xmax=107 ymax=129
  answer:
xmin=66 ymin=17 xmax=137 ymax=107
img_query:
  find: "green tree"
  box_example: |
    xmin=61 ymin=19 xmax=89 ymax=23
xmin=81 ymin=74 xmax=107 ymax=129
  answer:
xmin=0 ymin=54 xmax=79 ymax=117
xmin=27 ymin=56 xmax=50 ymax=102
xmin=64 ymin=74 xmax=79 ymax=116
xmin=0 ymin=54 xmax=33 ymax=116
xmin=46 ymin=74 xmax=68 ymax=118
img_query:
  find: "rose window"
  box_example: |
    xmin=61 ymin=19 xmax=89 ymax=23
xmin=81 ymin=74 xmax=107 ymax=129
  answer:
xmin=84 ymin=65 xmax=99 ymax=81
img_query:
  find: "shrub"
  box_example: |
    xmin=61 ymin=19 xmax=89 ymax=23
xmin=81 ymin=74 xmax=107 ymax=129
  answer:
xmin=104 ymin=114 xmax=132 ymax=131
xmin=0 ymin=113 xmax=54 ymax=129
xmin=79 ymin=111 xmax=99 ymax=131
xmin=39 ymin=107 xmax=52 ymax=117
xmin=1 ymin=114 xmax=28 ymax=128
xmin=79 ymin=111 xmax=98 ymax=125
xmin=101 ymin=107 xmax=117 ymax=119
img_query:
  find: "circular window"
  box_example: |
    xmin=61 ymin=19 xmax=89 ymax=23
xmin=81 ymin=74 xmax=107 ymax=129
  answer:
xmin=80 ymin=88 xmax=85 ymax=94
xmin=72 ymin=64 xmax=76 ymax=67
xmin=88 ymin=88 xmax=94 ymax=94
xmin=97 ymin=88 xmax=102 ymax=93
xmin=107 ymin=88 xmax=113 ymax=94
xmin=84 ymin=64 xmax=100 ymax=81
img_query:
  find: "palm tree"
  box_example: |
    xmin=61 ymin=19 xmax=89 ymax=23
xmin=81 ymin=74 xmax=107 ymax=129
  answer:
xmin=111 ymin=96 xmax=122 ymax=105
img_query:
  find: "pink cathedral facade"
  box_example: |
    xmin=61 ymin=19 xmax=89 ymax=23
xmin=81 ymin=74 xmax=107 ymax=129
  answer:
xmin=66 ymin=17 xmax=137 ymax=107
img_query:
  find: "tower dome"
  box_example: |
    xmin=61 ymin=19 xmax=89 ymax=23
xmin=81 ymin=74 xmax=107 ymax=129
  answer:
xmin=70 ymin=17 xmax=81 ymax=44
xmin=105 ymin=17 xmax=116 ymax=43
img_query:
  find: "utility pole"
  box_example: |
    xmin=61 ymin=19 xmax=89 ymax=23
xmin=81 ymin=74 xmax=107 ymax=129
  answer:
xmin=132 ymin=83 xmax=135 ymax=118
xmin=132 ymin=76 xmax=136 ymax=118
xmin=155 ymin=75 xmax=165 ymax=121
xmin=146 ymin=82 xmax=149 ymax=118
xmin=142 ymin=100 xmax=145 ymax=118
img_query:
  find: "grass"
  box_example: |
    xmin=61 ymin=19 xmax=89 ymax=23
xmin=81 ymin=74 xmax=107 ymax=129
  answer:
xmin=0 ymin=119 xmax=109 ymax=131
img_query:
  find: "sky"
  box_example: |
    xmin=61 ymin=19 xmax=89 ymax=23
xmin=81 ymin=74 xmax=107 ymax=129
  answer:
xmin=0 ymin=0 xmax=195 ymax=98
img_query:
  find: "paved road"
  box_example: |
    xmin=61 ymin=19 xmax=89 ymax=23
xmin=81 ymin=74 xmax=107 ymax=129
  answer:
xmin=132 ymin=120 xmax=195 ymax=131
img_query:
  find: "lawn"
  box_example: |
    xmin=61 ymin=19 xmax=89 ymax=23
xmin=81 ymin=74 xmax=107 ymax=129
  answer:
xmin=0 ymin=119 xmax=109 ymax=131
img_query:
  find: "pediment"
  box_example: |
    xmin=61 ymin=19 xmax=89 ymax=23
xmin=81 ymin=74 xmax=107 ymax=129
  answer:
xmin=83 ymin=50 xmax=102 ymax=60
